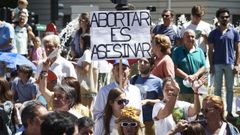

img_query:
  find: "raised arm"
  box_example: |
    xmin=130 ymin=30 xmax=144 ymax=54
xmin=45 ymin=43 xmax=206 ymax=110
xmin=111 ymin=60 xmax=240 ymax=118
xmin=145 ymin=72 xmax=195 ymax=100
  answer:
xmin=154 ymin=80 xmax=180 ymax=120
xmin=39 ymin=59 xmax=54 ymax=103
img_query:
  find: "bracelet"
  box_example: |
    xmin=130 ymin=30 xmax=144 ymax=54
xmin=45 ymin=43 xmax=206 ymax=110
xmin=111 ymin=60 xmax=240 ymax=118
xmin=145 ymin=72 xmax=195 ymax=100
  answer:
xmin=40 ymin=71 xmax=48 ymax=79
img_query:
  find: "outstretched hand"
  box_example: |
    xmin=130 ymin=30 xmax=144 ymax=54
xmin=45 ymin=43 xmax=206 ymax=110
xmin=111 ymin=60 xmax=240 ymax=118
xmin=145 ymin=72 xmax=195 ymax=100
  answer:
xmin=192 ymin=73 xmax=208 ymax=93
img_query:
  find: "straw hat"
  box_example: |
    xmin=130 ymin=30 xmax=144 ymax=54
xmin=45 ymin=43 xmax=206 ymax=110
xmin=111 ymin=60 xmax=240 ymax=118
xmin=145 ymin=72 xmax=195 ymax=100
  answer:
xmin=115 ymin=106 xmax=144 ymax=127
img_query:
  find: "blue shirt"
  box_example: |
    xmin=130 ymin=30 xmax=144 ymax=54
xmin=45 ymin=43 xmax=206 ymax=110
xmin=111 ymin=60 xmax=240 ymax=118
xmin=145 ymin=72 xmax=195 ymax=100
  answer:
xmin=208 ymin=27 xmax=240 ymax=65
xmin=0 ymin=22 xmax=15 ymax=51
xmin=11 ymin=77 xmax=38 ymax=103
xmin=71 ymin=30 xmax=83 ymax=58
xmin=130 ymin=74 xmax=162 ymax=121
xmin=152 ymin=24 xmax=181 ymax=46
xmin=172 ymin=45 xmax=206 ymax=93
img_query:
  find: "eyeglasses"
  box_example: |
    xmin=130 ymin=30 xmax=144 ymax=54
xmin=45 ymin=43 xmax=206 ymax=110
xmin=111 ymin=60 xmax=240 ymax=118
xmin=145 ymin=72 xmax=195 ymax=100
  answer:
xmin=115 ymin=99 xmax=129 ymax=105
xmin=120 ymin=122 xmax=138 ymax=127
xmin=201 ymin=107 xmax=215 ymax=113
xmin=162 ymin=14 xmax=170 ymax=18
xmin=220 ymin=16 xmax=230 ymax=20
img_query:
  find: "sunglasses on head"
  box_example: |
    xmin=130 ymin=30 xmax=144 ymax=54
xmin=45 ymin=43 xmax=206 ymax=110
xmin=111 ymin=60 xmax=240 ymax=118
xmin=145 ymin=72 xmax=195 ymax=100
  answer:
xmin=120 ymin=122 xmax=138 ymax=127
xmin=116 ymin=99 xmax=129 ymax=105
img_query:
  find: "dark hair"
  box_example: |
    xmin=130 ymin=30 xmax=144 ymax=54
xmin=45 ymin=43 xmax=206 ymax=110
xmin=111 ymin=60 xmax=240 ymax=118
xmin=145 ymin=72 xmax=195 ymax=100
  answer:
xmin=216 ymin=8 xmax=230 ymax=18
xmin=115 ymin=3 xmax=135 ymax=10
xmin=21 ymin=100 xmax=46 ymax=128
xmin=0 ymin=78 xmax=13 ymax=102
xmin=78 ymin=116 xmax=94 ymax=130
xmin=53 ymin=84 xmax=77 ymax=108
xmin=162 ymin=77 xmax=174 ymax=90
xmin=181 ymin=121 xmax=206 ymax=135
xmin=104 ymin=88 xmax=124 ymax=135
xmin=62 ymin=77 xmax=81 ymax=104
xmin=17 ymin=65 xmax=33 ymax=78
xmin=79 ymin=12 xmax=90 ymax=33
xmin=191 ymin=5 xmax=205 ymax=17
xmin=41 ymin=111 xmax=78 ymax=135
xmin=162 ymin=9 xmax=174 ymax=17
xmin=81 ymin=33 xmax=91 ymax=50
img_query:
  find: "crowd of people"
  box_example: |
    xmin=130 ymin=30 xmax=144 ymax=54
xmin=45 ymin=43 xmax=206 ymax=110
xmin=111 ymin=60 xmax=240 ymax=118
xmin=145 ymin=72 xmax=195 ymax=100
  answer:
xmin=1 ymin=1 xmax=240 ymax=135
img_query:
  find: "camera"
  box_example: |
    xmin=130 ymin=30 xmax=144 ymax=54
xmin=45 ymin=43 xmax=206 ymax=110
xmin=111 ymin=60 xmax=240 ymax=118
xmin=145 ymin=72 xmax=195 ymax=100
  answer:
xmin=146 ymin=6 xmax=156 ymax=12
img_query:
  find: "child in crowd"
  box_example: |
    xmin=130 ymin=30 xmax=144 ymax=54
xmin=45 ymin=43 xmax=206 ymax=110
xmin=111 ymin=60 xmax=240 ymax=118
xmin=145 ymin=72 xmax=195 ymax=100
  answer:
xmin=29 ymin=37 xmax=46 ymax=65
xmin=12 ymin=0 xmax=29 ymax=23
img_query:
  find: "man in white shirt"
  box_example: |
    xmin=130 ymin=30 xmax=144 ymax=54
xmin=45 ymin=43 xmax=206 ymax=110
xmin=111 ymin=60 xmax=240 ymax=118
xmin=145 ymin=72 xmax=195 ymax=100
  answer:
xmin=93 ymin=59 xmax=142 ymax=121
xmin=36 ymin=34 xmax=77 ymax=83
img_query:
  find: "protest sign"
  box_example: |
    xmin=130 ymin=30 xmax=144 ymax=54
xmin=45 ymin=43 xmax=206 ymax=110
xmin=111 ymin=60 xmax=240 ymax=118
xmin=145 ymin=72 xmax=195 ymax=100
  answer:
xmin=90 ymin=10 xmax=151 ymax=60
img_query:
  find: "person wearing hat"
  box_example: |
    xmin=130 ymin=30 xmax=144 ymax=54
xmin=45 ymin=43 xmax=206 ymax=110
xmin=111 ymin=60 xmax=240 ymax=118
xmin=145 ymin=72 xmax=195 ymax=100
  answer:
xmin=115 ymin=106 xmax=144 ymax=135
xmin=12 ymin=0 xmax=29 ymax=23
xmin=93 ymin=59 xmax=142 ymax=122
xmin=130 ymin=58 xmax=163 ymax=135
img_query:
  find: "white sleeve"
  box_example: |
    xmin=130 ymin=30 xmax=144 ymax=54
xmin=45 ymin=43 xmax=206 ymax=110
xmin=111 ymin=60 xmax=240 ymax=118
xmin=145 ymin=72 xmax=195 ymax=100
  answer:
xmin=81 ymin=50 xmax=92 ymax=64
xmin=236 ymin=96 xmax=240 ymax=112
xmin=93 ymin=89 xmax=106 ymax=120
xmin=152 ymin=102 xmax=163 ymax=121
xmin=94 ymin=117 xmax=104 ymax=135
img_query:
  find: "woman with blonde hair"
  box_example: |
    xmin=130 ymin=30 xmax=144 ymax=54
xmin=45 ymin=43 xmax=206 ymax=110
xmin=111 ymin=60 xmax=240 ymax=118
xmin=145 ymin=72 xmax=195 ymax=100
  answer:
xmin=202 ymin=95 xmax=239 ymax=135
xmin=115 ymin=106 xmax=144 ymax=135
xmin=151 ymin=34 xmax=175 ymax=79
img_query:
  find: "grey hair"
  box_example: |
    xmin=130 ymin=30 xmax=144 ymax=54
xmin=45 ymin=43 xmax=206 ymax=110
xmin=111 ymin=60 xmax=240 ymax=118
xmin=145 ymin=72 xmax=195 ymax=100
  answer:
xmin=42 ymin=34 xmax=60 ymax=47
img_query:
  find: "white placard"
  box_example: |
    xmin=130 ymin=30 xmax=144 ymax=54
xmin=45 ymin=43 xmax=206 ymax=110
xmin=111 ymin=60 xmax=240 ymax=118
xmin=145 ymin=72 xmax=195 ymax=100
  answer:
xmin=90 ymin=10 xmax=151 ymax=60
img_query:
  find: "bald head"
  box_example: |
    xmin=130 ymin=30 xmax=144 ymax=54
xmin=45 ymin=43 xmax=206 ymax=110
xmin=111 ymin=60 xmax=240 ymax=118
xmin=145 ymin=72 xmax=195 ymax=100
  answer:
xmin=183 ymin=29 xmax=196 ymax=49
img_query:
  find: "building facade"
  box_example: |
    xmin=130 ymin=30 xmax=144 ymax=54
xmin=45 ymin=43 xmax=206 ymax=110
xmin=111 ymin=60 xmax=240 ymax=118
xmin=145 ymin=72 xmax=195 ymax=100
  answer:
xmin=27 ymin=0 xmax=240 ymax=30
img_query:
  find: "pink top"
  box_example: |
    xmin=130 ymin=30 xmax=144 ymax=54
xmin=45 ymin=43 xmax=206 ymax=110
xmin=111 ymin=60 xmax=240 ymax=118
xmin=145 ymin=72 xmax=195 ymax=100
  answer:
xmin=151 ymin=53 xmax=175 ymax=79
xmin=30 ymin=47 xmax=45 ymax=61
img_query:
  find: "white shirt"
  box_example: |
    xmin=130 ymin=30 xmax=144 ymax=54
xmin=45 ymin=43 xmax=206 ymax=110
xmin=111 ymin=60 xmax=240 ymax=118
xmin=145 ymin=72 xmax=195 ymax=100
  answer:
xmin=93 ymin=82 xmax=142 ymax=121
xmin=15 ymin=25 xmax=28 ymax=55
xmin=152 ymin=100 xmax=191 ymax=135
xmin=36 ymin=55 xmax=77 ymax=83
xmin=94 ymin=116 xmax=118 ymax=135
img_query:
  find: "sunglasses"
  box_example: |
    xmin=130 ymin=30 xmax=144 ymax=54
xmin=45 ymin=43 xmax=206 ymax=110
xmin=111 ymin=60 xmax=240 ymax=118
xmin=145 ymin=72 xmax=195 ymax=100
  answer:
xmin=220 ymin=16 xmax=230 ymax=19
xmin=201 ymin=107 xmax=215 ymax=113
xmin=120 ymin=122 xmax=138 ymax=127
xmin=162 ymin=14 xmax=170 ymax=18
xmin=115 ymin=99 xmax=129 ymax=105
